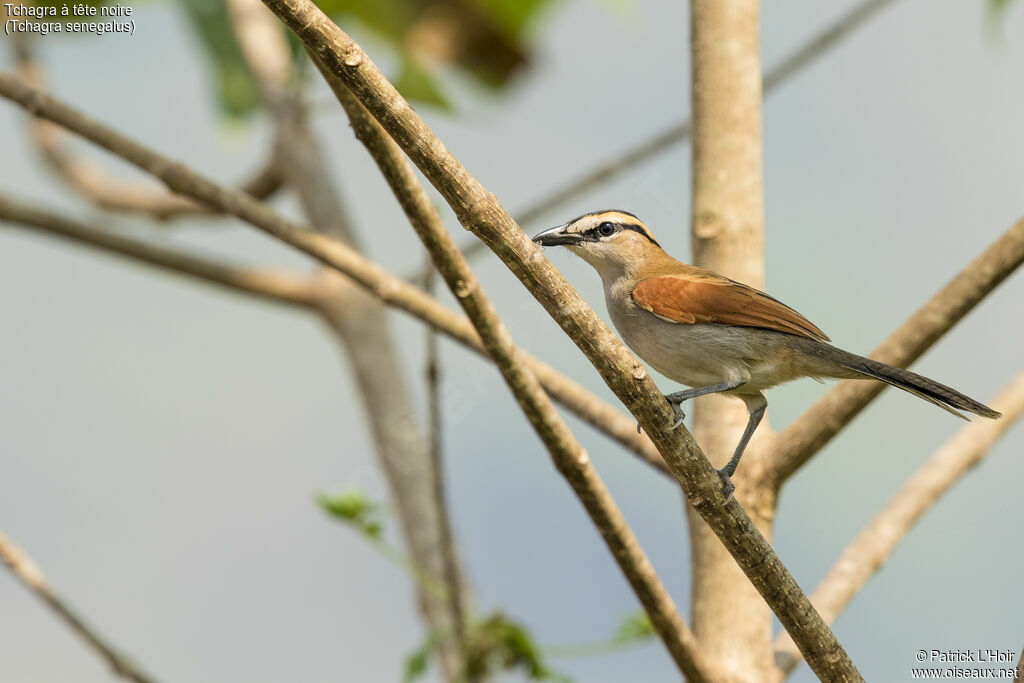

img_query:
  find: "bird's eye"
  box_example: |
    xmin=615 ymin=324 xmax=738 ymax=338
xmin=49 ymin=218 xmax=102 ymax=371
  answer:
xmin=598 ymin=222 xmax=616 ymax=237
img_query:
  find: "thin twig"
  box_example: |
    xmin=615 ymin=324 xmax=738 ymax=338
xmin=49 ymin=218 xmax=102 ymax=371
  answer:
xmin=773 ymin=371 xmax=1024 ymax=677
xmin=0 ymin=530 xmax=157 ymax=683
xmin=31 ymin=119 xmax=282 ymax=219
xmin=421 ymin=264 xmax=467 ymax=642
xmin=758 ymin=218 xmax=1024 ymax=488
xmin=0 ymin=193 xmax=320 ymax=308
xmin=330 ymin=81 xmax=714 ymax=681
xmin=260 ymin=4 xmax=863 ymax=679
xmin=10 ymin=35 xmax=281 ymax=221
xmin=443 ymin=0 xmax=902 ymax=271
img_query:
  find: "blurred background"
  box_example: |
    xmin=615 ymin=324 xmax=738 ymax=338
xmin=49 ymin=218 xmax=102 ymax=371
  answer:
xmin=1 ymin=0 xmax=1022 ymax=680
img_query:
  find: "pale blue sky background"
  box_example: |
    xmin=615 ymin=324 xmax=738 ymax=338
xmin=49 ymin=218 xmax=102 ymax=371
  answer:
xmin=1 ymin=1 xmax=1022 ymax=681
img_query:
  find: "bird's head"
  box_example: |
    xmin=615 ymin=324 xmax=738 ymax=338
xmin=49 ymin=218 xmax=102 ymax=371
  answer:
xmin=532 ymin=210 xmax=663 ymax=279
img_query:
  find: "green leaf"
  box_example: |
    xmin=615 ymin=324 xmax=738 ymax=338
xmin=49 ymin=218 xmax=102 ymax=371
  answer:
xmin=176 ymin=0 xmax=263 ymax=119
xmin=315 ymin=0 xmax=557 ymax=100
xmin=317 ymin=488 xmax=386 ymax=540
xmin=403 ymin=630 xmax=442 ymax=683
xmin=394 ymin=55 xmax=452 ymax=111
xmin=463 ymin=613 xmax=570 ymax=682
xmin=543 ymin=609 xmax=656 ymax=659
xmin=988 ymin=0 xmax=1020 ymax=28
xmin=316 ymin=0 xmax=415 ymax=42
xmin=612 ymin=610 xmax=655 ymax=645
xmin=469 ymin=0 xmax=553 ymax=36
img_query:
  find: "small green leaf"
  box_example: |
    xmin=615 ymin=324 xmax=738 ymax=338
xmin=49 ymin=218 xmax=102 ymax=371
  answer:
xmin=463 ymin=613 xmax=570 ymax=681
xmin=176 ymin=0 xmax=263 ymax=119
xmin=404 ymin=630 xmax=442 ymax=683
xmin=470 ymin=0 xmax=553 ymax=35
xmin=612 ymin=610 xmax=655 ymax=645
xmin=317 ymin=488 xmax=386 ymax=539
xmin=394 ymin=55 xmax=452 ymax=111
xmin=988 ymin=0 xmax=1020 ymax=29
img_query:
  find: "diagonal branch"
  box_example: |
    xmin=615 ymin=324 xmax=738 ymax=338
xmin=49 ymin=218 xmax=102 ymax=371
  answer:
xmin=0 ymin=193 xmax=320 ymax=309
xmin=446 ymin=0 xmax=902 ymax=270
xmin=0 ymin=530 xmax=157 ymax=683
xmin=331 ymin=79 xmax=714 ymax=681
xmin=259 ymin=3 xmax=863 ymax=679
xmin=773 ymin=371 xmax=1024 ymax=677
xmin=9 ymin=29 xmax=281 ymax=220
xmin=758 ymin=217 xmax=1024 ymax=488
xmin=30 ymin=117 xmax=282 ymax=220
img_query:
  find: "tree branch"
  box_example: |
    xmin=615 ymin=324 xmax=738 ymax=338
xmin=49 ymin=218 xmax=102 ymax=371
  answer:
xmin=10 ymin=30 xmax=281 ymax=220
xmin=331 ymin=80 xmax=714 ymax=681
xmin=256 ymin=4 xmax=863 ymax=679
xmin=773 ymin=371 xmax=1024 ymax=677
xmin=30 ymin=118 xmax=282 ymax=219
xmin=686 ymin=0 xmax=777 ymax=679
xmin=0 ymin=530 xmax=157 ymax=683
xmin=758 ymin=217 xmax=1024 ymax=488
xmin=0 ymin=193 xmax=320 ymax=309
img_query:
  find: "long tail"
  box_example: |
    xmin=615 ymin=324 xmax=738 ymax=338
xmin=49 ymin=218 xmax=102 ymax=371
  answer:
xmin=823 ymin=346 xmax=1001 ymax=420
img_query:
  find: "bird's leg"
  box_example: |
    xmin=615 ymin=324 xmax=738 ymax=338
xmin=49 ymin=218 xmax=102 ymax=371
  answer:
xmin=664 ymin=379 xmax=746 ymax=430
xmin=716 ymin=393 xmax=768 ymax=498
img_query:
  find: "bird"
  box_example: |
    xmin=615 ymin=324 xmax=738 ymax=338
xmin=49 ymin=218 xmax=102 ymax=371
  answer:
xmin=532 ymin=210 xmax=1001 ymax=495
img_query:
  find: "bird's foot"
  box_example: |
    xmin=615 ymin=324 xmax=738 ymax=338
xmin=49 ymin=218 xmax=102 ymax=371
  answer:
xmin=666 ymin=397 xmax=686 ymax=430
xmin=716 ymin=469 xmax=735 ymax=500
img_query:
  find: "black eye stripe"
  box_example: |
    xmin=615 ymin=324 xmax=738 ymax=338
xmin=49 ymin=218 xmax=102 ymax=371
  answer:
xmin=568 ymin=214 xmax=661 ymax=247
xmin=586 ymin=222 xmax=661 ymax=247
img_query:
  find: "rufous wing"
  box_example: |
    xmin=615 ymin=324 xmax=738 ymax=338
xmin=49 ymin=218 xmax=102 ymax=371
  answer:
xmin=631 ymin=274 xmax=830 ymax=341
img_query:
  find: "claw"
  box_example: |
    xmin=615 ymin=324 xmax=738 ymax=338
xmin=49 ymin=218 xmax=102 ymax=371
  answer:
xmin=716 ymin=469 xmax=735 ymax=500
xmin=666 ymin=398 xmax=686 ymax=430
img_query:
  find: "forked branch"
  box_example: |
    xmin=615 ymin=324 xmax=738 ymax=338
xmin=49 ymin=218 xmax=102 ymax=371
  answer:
xmin=758 ymin=218 xmax=1024 ymax=487
xmin=9 ymin=32 xmax=281 ymax=220
xmin=773 ymin=371 xmax=1024 ymax=677
xmin=0 ymin=193 xmax=320 ymax=308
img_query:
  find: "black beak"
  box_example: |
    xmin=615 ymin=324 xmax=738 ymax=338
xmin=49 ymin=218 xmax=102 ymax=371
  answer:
xmin=532 ymin=223 xmax=580 ymax=247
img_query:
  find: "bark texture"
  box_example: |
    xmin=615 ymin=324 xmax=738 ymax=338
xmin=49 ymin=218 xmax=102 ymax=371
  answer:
xmin=687 ymin=2 xmax=779 ymax=681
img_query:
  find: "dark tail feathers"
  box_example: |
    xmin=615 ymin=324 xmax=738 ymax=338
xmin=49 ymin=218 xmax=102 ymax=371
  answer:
xmin=830 ymin=349 xmax=1001 ymax=420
